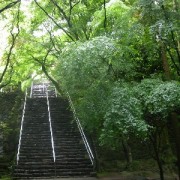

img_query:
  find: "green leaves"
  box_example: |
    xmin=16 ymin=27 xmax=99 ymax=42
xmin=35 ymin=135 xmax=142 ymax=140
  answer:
xmin=146 ymin=81 xmax=180 ymax=117
xmin=100 ymin=79 xmax=180 ymax=146
xmin=55 ymin=36 xmax=118 ymax=94
xmin=102 ymin=83 xmax=149 ymax=140
xmin=133 ymin=79 xmax=180 ymax=117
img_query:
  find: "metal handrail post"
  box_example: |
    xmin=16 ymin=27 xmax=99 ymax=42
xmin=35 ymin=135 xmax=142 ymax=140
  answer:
xmin=55 ymin=88 xmax=58 ymax=97
xmin=66 ymin=92 xmax=95 ymax=165
xmin=30 ymin=82 xmax=33 ymax=98
xmin=76 ymin=119 xmax=94 ymax=160
xmin=43 ymin=82 xmax=45 ymax=93
xmin=17 ymin=90 xmax=28 ymax=165
xmin=46 ymin=89 xmax=56 ymax=163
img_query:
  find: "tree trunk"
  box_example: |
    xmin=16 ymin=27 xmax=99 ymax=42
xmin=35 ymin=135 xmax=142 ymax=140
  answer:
xmin=171 ymin=112 xmax=180 ymax=179
xmin=160 ymin=42 xmax=171 ymax=80
xmin=150 ymin=135 xmax=164 ymax=180
xmin=155 ymin=148 xmax=164 ymax=180
xmin=122 ymin=139 xmax=132 ymax=168
xmin=41 ymin=65 xmax=62 ymax=95
xmin=156 ymin=150 xmax=164 ymax=180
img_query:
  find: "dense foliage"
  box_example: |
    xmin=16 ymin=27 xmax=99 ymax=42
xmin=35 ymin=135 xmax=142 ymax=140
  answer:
xmin=0 ymin=0 xmax=180 ymax=179
xmin=0 ymin=89 xmax=23 ymax=177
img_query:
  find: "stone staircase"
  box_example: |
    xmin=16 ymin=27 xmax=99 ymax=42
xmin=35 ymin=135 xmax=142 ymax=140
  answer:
xmin=13 ymin=83 xmax=95 ymax=179
xmin=50 ymin=98 xmax=94 ymax=177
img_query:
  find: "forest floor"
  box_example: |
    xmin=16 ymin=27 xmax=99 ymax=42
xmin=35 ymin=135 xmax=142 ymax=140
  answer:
xmin=97 ymin=171 xmax=178 ymax=179
xmin=39 ymin=172 xmax=178 ymax=179
xmin=96 ymin=159 xmax=179 ymax=180
xmin=8 ymin=172 xmax=177 ymax=180
xmin=0 ymin=172 xmax=178 ymax=180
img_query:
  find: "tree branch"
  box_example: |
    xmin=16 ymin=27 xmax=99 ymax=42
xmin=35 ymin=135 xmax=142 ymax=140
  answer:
xmin=0 ymin=64 xmax=14 ymax=89
xmin=82 ymin=27 xmax=90 ymax=40
xmin=69 ymin=0 xmax=80 ymax=23
xmin=103 ymin=0 xmax=107 ymax=29
xmin=51 ymin=0 xmax=70 ymax=27
xmin=50 ymin=0 xmax=79 ymax=40
xmin=44 ymin=25 xmax=62 ymax=54
xmin=165 ymin=44 xmax=180 ymax=76
xmin=34 ymin=0 xmax=75 ymax=42
xmin=31 ymin=54 xmax=62 ymax=95
xmin=0 ymin=0 xmax=20 ymax=14
xmin=0 ymin=2 xmax=21 ymax=88
xmin=43 ymin=48 xmax=52 ymax=64
xmin=161 ymin=4 xmax=180 ymax=65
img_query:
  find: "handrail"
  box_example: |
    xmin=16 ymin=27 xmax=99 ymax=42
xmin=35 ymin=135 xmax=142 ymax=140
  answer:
xmin=55 ymin=88 xmax=58 ymax=97
xmin=30 ymin=82 xmax=33 ymax=98
xmin=66 ymin=92 xmax=95 ymax=166
xmin=17 ymin=90 xmax=28 ymax=165
xmin=46 ymin=88 xmax=56 ymax=162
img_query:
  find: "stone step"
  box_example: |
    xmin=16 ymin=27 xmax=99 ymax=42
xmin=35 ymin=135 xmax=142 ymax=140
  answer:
xmin=20 ymin=147 xmax=52 ymax=151
xmin=50 ymin=112 xmax=71 ymax=115
xmin=22 ymin=129 xmax=51 ymax=132
xmin=55 ymin=157 xmax=91 ymax=161
xmin=54 ymin=143 xmax=85 ymax=148
xmin=21 ymin=137 xmax=51 ymax=140
xmin=24 ymin=113 xmax=48 ymax=116
xmin=13 ymin=172 xmax=55 ymax=178
xmin=18 ymin=158 xmax=54 ymax=162
xmin=21 ymin=131 xmax=51 ymax=135
xmin=17 ymin=162 xmax=55 ymax=165
xmin=21 ymin=140 xmax=52 ymax=143
xmin=24 ymin=117 xmax=49 ymax=120
xmin=18 ymin=153 xmax=53 ymax=156
xmin=15 ymin=163 xmax=92 ymax=169
xmin=20 ymin=147 xmax=52 ymax=150
xmin=56 ymin=154 xmax=87 ymax=158
xmin=23 ymin=121 xmax=49 ymax=124
xmin=23 ymin=122 xmax=49 ymax=125
xmin=18 ymin=160 xmax=54 ymax=163
xmin=22 ymin=134 xmax=51 ymax=137
xmin=20 ymin=144 xmax=52 ymax=148
xmin=22 ymin=133 xmax=52 ymax=136
xmin=51 ymin=122 xmax=75 ymax=126
xmin=54 ymin=144 xmax=85 ymax=148
xmin=14 ymin=170 xmax=93 ymax=176
xmin=53 ymin=141 xmax=81 ymax=144
xmin=14 ymin=168 xmax=92 ymax=174
xmin=53 ymin=135 xmax=81 ymax=139
xmin=19 ymin=154 xmax=53 ymax=158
